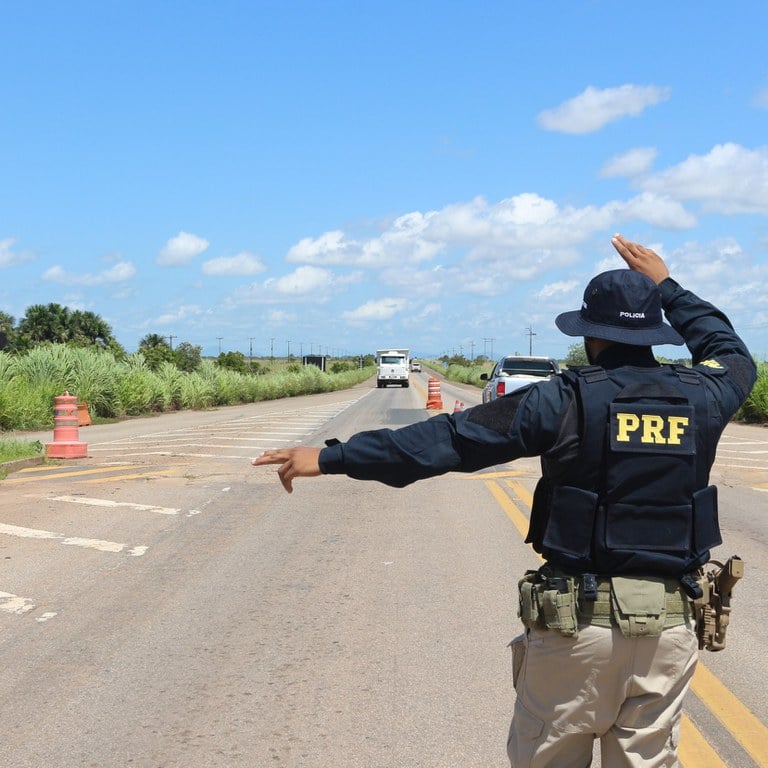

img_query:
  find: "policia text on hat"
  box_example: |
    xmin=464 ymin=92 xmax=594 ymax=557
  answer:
xmin=252 ymin=234 xmax=757 ymax=767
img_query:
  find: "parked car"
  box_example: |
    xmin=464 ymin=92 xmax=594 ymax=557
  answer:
xmin=480 ymin=355 xmax=561 ymax=403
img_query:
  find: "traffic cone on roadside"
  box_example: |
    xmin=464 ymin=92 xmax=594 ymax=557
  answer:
xmin=45 ymin=392 xmax=88 ymax=459
xmin=453 ymin=400 xmax=465 ymax=413
xmin=77 ymin=400 xmax=92 ymax=427
xmin=426 ymin=378 xmax=443 ymax=410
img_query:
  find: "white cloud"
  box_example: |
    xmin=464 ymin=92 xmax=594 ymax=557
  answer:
xmin=278 ymin=188 xmax=699 ymax=302
xmin=537 ymin=84 xmax=671 ymax=134
xmin=538 ymin=280 xmax=580 ymax=299
xmin=286 ymin=212 xmax=441 ymax=268
xmin=342 ymin=297 xmax=407 ymax=323
xmin=267 ymin=265 xmax=334 ymax=295
xmin=266 ymin=309 xmax=298 ymax=325
xmin=42 ymin=261 xmax=136 ymax=285
xmin=0 ymin=238 xmax=33 ymax=268
xmin=287 ymin=230 xmax=357 ymax=264
xmin=616 ymin=193 xmax=697 ymax=229
xmin=154 ymin=304 xmax=211 ymax=326
xmin=157 ymin=231 xmax=210 ymax=266
xmin=202 ymin=252 xmax=267 ymax=276
xmin=641 ymin=143 xmax=768 ymax=214
xmin=600 ymin=147 xmax=658 ymax=178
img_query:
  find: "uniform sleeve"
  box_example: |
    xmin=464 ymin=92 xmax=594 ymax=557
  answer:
xmin=318 ymin=379 xmax=572 ymax=487
xmin=660 ymin=277 xmax=757 ymax=416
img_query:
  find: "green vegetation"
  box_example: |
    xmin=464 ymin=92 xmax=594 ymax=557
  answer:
xmin=0 ymin=344 xmax=375 ymax=432
xmin=737 ymin=361 xmax=768 ymax=423
xmin=0 ymin=438 xmax=43 ymax=463
xmin=1 ymin=304 xmax=121 ymax=354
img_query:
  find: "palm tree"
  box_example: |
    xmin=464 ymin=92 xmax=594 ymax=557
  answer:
xmin=70 ymin=310 xmax=115 ymax=348
xmin=0 ymin=310 xmax=14 ymax=350
xmin=17 ymin=303 xmax=71 ymax=344
xmin=139 ymin=333 xmax=175 ymax=371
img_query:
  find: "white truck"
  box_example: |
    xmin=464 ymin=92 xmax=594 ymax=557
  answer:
xmin=376 ymin=348 xmax=410 ymax=388
xmin=479 ymin=355 xmax=561 ymax=403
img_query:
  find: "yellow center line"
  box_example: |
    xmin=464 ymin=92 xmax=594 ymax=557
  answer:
xmin=690 ymin=660 xmax=768 ymax=766
xmin=463 ymin=469 xmax=528 ymax=480
xmin=679 ymin=717 xmax=727 ymax=768
xmin=484 ymin=479 xmax=538 ymax=553
xmin=505 ymin=478 xmax=533 ymax=508
xmin=5 ymin=465 xmax=137 ymax=482
xmin=80 ymin=469 xmax=179 ymax=483
xmin=483 ymin=475 xmax=755 ymax=768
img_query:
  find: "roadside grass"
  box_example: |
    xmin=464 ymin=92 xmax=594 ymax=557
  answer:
xmin=0 ymin=344 xmax=377 ymax=432
xmin=0 ymin=438 xmax=44 ymax=463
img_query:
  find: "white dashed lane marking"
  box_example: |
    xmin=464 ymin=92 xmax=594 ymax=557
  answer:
xmin=0 ymin=522 xmax=147 ymax=556
xmin=0 ymin=591 xmax=35 ymax=615
xmin=47 ymin=495 xmax=182 ymax=515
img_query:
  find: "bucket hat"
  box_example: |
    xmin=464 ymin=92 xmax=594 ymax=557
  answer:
xmin=555 ymin=269 xmax=684 ymax=346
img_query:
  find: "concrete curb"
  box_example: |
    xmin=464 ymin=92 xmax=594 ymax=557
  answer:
xmin=0 ymin=456 xmax=46 ymax=475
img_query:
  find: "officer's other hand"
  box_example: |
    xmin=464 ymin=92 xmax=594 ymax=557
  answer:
xmin=251 ymin=447 xmax=322 ymax=493
xmin=611 ymin=233 xmax=670 ymax=285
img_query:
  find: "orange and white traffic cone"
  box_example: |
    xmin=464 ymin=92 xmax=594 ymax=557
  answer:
xmin=45 ymin=392 xmax=88 ymax=459
xmin=426 ymin=378 xmax=443 ymax=410
xmin=77 ymin=400 xmax=92 ymax=427
xmin=453 ymin=400 xmax=465 ymax=413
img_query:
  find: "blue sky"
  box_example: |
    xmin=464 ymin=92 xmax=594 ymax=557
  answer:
xmin=2 ymin=1 xmax=767 ymax=362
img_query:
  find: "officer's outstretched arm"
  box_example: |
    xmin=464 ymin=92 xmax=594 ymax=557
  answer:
xmin=611 ymin=234 xmax=669 ymax=285
xmin=252 ymin=447 xmax=322 ymax=493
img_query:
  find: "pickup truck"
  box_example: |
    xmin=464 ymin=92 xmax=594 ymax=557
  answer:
xmin=480 ymin=355 xmax=561 ymax=403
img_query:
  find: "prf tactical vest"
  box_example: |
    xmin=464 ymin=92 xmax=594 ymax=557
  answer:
xmin=528 ymin=364 xmax=722 ymax=578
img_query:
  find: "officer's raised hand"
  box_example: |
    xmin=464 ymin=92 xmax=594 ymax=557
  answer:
xmin=612 ymin=234 xmax=670 ymax=285
xmin=252 ymin=447 xmax=322 ymax=493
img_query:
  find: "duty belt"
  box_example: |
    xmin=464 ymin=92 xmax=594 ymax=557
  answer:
xmin=576 ymin=575 xmax=693 ymax=630
xmin=518 ymin=568 xmax=695 ymax=639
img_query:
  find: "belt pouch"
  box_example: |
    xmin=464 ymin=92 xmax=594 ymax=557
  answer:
xmin=610 ymin=576 xmax=666 ymax=637
xmin=541 ymin=583 xmax=579 ymax=638
xmin=518 ymin=577 xmax=540 ymax=629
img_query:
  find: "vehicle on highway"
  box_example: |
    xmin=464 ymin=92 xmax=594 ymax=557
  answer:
xmin=480 ymin=355 xmax=561 ymax=403
xmin=376 ymin=348 xmax=410 ymax=388
xmin=410 ymin=360 xmax=422 ymax=372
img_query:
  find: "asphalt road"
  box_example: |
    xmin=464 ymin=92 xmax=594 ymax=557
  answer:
xmin=1 ymin=373 xmax=766 ymax=768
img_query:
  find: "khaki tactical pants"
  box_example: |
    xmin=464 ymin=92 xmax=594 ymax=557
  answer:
xmin=506 ymin=620 xmax=698 ymax=767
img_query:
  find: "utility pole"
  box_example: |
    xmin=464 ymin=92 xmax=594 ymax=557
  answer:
xmin=469 ymin=340 xmax=475 ymax=360
xmin=483 ymin=337 xmax=495 ymax=359
xmin=286 ymin=340 xmax=291 ymax=359
xmin=525 ymin=326 xmax=537 ymax=356
xmin=217 ymin=337 xmax=223 ymax=355
xmin=249 ymin=337 xmax=255 ymax=369
xmin=168 ymin=335 xmax=176 ymax=350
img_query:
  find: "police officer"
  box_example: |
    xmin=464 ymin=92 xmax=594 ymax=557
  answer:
xmin=252 ymin=235 xmax=757 ymax=767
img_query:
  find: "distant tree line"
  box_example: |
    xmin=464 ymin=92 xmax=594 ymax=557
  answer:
xmin=0 ymin=303 xmax=209 ymax=374
xmin=0 ymin=303 xmax=366 ymax=377
xmin=0 ymin=303 xmax=120 ymax=354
